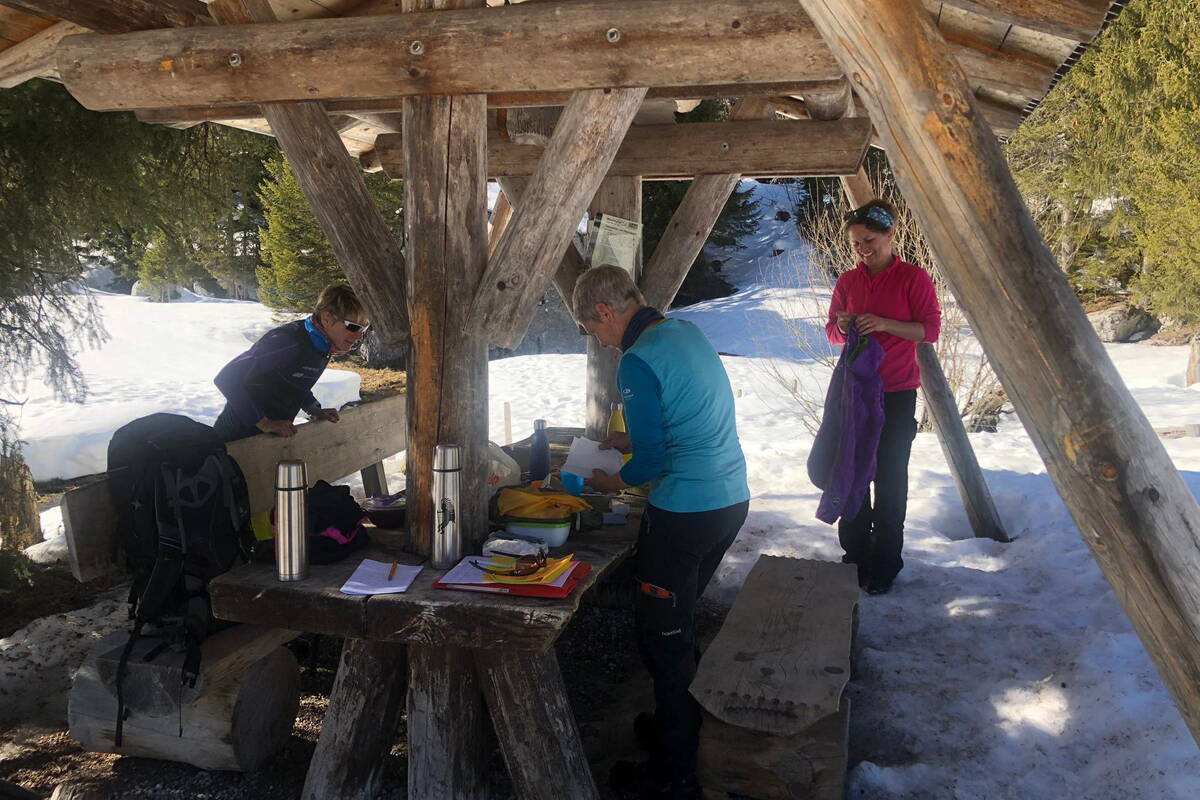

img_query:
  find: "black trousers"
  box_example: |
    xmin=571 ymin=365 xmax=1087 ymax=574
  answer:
xmin=634 ymin=499 xmax=749 ymax=781
xmin=838 ymin=389 xmax=917 ymax=584
xmin=212 ymin=405 xmax=259 ymax=443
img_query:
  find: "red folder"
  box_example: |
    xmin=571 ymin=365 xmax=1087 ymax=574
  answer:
xmin=433 ymin=561 xmax=592 ymax=598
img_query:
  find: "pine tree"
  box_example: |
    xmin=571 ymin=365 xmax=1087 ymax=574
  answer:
xmin=256 ymin=154 xmax=404 ymax=312
xmin=1007 ymin=0 xmax=1200 ymax=321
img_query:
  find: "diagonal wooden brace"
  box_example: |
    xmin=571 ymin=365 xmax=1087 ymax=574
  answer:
xmin=470 ymin=87 xmax=647 ymax=349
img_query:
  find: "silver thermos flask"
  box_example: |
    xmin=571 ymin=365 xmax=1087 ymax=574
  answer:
xmin=431 ymin=444 xmax=462 ymax=570
xmin=275 ymin=460 xmax=309 ymax=581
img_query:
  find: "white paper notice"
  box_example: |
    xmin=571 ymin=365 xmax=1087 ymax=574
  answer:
xmin=340 ymin=559 xmax=423 ymax=595
xmin=561 ymin=436 xmax=625 ymax=480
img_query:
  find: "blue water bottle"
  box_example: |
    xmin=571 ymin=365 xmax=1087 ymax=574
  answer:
xmin=529 ymin=419 xmax=550 ymax=481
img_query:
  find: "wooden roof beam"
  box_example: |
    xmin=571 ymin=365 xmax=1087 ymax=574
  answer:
xmin=938 ymin=0 xmax=1109 ymax=42
xmin=0 ymin=19 xmax=85 ymax=88
xmin=370 ymin=118 xmax=872 ymax=181
xmin=0 ymin=0 xmax=210 ymax=33
xmin=131 ymin=82 xmax=849 ymax=126
xmin=471 ymin=87 xmax=647 ymax=349
xmin=57 ymin=0 xmax=844 ymax=112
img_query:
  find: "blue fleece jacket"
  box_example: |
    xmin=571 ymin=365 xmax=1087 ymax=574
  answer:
xmin=617 ymin=316 xmax=749 ymax=513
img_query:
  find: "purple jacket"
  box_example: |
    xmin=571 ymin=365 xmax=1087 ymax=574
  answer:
xmin=807 ymin=325 xmax=885 ymax=524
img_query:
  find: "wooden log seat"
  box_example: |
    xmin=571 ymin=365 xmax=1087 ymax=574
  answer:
xmin=690 ymin=556 xmax=859 ymax=799
xmin=68 ymin=624 xmax=300 ymax=772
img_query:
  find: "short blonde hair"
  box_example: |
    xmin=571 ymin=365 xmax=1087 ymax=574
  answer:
xmin=314 ymin=284 xmax=366 ymax=321
xmin=572 ymin=265 xmax=645 ymax=323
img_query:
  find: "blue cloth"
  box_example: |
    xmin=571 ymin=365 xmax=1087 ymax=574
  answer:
xmin=304 ymin=317 xmax=331 ymax=353
xmin=618 ymin=317 xmax=749 ymax=513
xmin=807 ymin=324 xmax=885 ymax=524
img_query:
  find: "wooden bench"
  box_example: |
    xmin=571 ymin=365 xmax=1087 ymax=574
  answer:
xmin=691 ymin=555 xmax=859 ymax=800
xmin=60 ymin=394 xmax=407 ymax=772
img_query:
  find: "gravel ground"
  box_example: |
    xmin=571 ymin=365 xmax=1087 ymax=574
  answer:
xmin=0 ymin=595 xmax=731 ymax=800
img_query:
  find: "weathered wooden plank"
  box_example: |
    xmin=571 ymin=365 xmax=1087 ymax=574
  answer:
xmin=0 ymin=0 xmax=209 ymax=33
xmin=402 ymin=85 xmax=490 ymax=556
xmin=211 ymin=516 xmax=639 ymax=650
xmin=58 ymin=0 xmax=841 ymax=111
xmin=471 ymin=87 xmax=646 ymax=349
xmin=690 ymin=556 xmax=858 ymax=735
xmin=407 ymin=646 xmax=488 ymax=800
xmin=802 ymin=77 xmax=852 ymax=121
xmin=301 ymin=639 xmax=407 ymax=800
xmin=917 ymin=343 xmax=1009 ymax=542
xmin=0 ymin=20 xmax=87 ymax=88
xmin=638 ymin=98 xmax=774 ymax=311
xmin=477 ymin=649 xmax=600 ymax=800
xmin=68 ymin=625 xmax=300 ymax=771
xmin=698 ymin=700 xmax=849 ymax=800
xmin=0 ymin=5 xmax=56 ymax=43
xmin=585 ymin=177 xmax=641 ymax=440
xmin=377 ymin=118 xmax=874 ymax=180
xmin=487 ymin=189 xmax=514 ymax=258
xmin=796 ymin=0 xmax=1200 ymax=745
xmin=839 ymin=166 xmax=874 ymax=207
xmin=945 ymin=29 xmax=1057 ymax=98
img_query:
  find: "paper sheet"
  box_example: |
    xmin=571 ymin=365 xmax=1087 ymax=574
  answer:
xmin=340 ymin=559 xmax=423 ymax=595
xmin=561 ymin=436 xmax=625 ymax=480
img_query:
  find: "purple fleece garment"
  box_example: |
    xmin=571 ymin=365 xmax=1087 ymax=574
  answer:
xmin=807 ymin=325 xmax=885 ymax=524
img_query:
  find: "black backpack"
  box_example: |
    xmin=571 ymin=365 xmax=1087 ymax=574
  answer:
xmin=105 ymin=413 xmax=254 ymax=744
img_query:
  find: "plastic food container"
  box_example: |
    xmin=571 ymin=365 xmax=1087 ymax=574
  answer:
xmin=504 ymin=516 xmax=573 ymax=547
xmin=362 ymin=491 xmax=406 ymax=529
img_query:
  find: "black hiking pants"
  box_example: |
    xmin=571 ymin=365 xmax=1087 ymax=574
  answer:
xmin=838 ymin=389 xmax=917 ymax=584
xmin=634 ymin=499 xmax=749 ymax=782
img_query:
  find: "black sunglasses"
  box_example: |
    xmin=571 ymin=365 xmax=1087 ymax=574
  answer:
xmin=343 ymin=319 xmax=370 ymax=333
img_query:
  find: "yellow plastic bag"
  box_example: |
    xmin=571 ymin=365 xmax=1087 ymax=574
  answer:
xmin=497 ymin=483 xmax=591 ymax=520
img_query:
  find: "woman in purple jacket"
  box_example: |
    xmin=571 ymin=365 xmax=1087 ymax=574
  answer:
xmin=212 ymin=285 xmax=369 ymax=442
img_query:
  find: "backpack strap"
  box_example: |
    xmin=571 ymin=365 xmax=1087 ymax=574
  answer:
xmin=113 ymin=620 xmax=144 ymax=747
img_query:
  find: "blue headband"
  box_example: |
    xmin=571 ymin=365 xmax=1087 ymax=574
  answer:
xmin=864 ymin=206 xmax=893 ymax=229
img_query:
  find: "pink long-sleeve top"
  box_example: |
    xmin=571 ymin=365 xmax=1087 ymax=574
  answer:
xmin=825 ymin=255 xmax=941 ymax=392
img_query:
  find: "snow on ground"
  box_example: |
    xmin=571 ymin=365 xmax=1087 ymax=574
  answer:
xmin=12 ymin=291 xmax=361 ymax=481
xmin=6 ymin=180 xmax=1200 ymax=796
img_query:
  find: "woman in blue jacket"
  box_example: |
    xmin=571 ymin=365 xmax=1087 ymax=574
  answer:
xmin=212 ymin=284 xmax=369 ymax=442
xmin=576 ymin=265 xmax=749 ymax=800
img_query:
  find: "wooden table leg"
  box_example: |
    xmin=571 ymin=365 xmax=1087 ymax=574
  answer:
xmin=301 ymin=639 xmax=407 ymax=800
xmin=407 ymin=645 xmax=489 ymax=800
xmin=476 ymin=649 xmax=600 ymax=800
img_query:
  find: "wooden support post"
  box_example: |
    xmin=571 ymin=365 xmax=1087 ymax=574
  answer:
xmin=488 ymin=191 xmax=514 ymax=258
xmin=0 ymin=21 xmax=89 ymax=89
xmin=916 ymin=343 xmax=1009 ymax=542
xmin=301 ymin=640 xmax=407 ymax=800
xmin=472 ymin=87 xmax=647 ymax=349
xmin=1187 ymin=336 xmax=1200 ymax=388
xmin=639 ymin=98 xmax=773 ymax=312
xmin=402 ymin=60 xmax=490 ymax=557
xmin=797 ymin=0 xmax=1200 ymax=743
xmin=207 ymin=0 xmax=409 ymax=344
xmin=407 ymin=646 xmax=488 ymax=800
xmin=586 ymin=177 xmax=642 ymax=440
xmin=839 ymin=167 xmax=874 ymax=208
xmin=476 ymin=650 xmax=600 ymax=800
xmin=360 ymin=461 xmax=388 ymax=499
xmin=803 ymin=77 xmax=853 ymax=121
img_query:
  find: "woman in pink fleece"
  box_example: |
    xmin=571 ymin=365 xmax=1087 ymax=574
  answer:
xmin=825 ymin=199 xmax=941 ymax=594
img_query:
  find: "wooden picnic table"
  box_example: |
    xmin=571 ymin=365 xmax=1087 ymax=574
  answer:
xmin=210 ymin=507 xmax=641 ymax=800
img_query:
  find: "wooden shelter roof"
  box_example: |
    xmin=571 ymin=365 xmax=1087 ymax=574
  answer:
xmin=0 ymin=0 xmax=1122 ymax=159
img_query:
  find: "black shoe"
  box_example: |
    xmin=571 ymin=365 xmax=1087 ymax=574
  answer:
xmin=611 ymin=761 xmax=702 ymax=800
xmin=634 ymin=711 xmax=659 ymax=752
xmin=866 ymin=576 xmax=894 ymax=595
xmin=610 ymin=759 xmax=666 ymax=796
